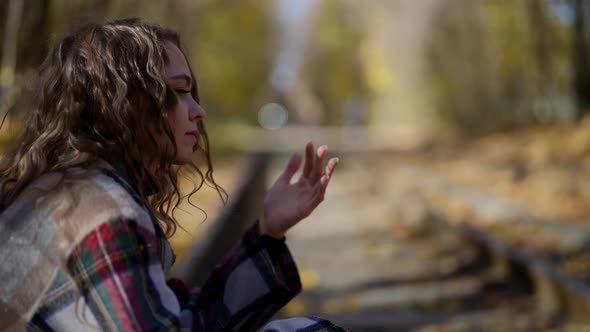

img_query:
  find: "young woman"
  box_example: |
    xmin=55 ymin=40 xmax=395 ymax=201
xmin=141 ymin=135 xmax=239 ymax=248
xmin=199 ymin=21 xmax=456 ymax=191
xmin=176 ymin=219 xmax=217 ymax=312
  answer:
xmin=0 ymin=18 xmax=341 ymax=331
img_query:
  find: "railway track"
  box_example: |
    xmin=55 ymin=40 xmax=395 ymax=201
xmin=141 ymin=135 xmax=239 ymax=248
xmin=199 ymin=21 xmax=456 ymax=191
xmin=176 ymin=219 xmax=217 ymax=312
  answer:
xmin=275 ymin=153 xmax=590 ymax=331
xmin=174 ymin=152 xmax=590 ymax=331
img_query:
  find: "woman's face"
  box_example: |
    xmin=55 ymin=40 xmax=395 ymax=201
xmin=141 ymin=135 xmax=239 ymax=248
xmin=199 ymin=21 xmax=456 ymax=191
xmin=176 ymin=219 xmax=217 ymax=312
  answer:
xmin=162 ymin=42 xmax=205 ymax=164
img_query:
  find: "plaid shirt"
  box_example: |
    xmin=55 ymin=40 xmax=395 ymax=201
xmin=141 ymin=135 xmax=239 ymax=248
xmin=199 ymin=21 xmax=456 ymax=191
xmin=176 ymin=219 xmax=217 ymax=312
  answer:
xmin=0 ymin=162 xmax=343 ymax=331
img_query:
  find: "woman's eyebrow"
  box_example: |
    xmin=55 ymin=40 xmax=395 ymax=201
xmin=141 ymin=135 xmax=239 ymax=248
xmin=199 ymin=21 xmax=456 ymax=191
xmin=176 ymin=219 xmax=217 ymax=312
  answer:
xmin=168 ymin=74 xmax=192 ymax=85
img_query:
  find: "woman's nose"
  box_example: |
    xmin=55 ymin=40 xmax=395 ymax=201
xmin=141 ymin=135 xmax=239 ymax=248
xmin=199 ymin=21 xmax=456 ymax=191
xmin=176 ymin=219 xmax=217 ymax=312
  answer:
xmin=189 ymin=99 xmax=206 ymax=121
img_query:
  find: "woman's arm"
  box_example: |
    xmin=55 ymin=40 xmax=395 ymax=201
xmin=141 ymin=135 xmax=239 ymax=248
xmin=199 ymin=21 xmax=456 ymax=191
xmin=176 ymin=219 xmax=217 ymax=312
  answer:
xmin=67 ymin=217 xmax=182 ymax=330
xmin=64 ymin=143 xmax=339 ymax=331
xmin=66 ymin=217 xmax=300 ymax=331
xmin=182 ymin=220 xmax=301 ymax=330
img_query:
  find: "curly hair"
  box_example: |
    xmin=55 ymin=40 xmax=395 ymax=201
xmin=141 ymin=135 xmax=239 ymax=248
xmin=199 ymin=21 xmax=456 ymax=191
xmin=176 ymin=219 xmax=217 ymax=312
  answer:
xmin=0 ymin=18 xmax=226 ymax=236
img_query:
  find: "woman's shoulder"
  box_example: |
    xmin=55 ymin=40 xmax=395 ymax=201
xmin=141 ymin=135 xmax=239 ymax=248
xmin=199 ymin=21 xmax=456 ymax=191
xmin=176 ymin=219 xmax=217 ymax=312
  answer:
xmin=6 ymin=163 xmax=157 ymax=253
xmin=0 ymin=163 xmax=161 ymax=329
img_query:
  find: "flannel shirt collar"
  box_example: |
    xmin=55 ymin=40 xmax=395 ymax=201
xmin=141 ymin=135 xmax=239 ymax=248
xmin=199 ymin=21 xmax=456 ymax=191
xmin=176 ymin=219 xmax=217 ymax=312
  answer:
xmin=100 ymin=157 xmax=158 ymax=196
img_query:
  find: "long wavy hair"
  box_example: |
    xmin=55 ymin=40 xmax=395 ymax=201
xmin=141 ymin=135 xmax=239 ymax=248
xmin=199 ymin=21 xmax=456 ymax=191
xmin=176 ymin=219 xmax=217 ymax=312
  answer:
xmin=0 ymin=18 xmax=226 ymax=236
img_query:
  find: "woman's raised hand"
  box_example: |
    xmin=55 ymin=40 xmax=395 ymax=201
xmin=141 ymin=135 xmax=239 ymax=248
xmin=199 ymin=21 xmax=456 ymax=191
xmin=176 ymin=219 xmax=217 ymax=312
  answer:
xmin=259 ymin=142 xmax=339 ymax=239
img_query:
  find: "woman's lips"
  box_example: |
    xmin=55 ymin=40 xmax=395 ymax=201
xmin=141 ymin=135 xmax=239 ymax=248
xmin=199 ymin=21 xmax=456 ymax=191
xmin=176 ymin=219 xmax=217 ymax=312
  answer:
xmin=185 ymin=131 xmax=198 ymax=141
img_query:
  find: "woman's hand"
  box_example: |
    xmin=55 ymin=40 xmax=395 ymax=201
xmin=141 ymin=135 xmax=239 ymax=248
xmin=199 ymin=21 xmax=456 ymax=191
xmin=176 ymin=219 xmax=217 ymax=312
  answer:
xmin=259 ymin=142 xmax=339 ymax=239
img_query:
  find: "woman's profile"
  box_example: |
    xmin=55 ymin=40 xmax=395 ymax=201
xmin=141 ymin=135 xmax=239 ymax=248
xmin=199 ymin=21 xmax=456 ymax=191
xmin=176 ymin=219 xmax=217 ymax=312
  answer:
xmin=0 ymin=18 xmax=341 ymax=331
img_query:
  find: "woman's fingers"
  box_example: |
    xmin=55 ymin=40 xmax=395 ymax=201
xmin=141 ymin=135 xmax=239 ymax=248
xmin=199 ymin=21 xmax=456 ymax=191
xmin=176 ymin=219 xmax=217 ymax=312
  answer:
xmin=320 ymin=157 xmax=339 ymax=188
xmin=302 ymin=143 xmax=337 ymax=184
xmin=320 ymin=174 xmax=330 ymax=187
xmin=325 ymin=157 xmax=339 ymax=178
xmin=277 ymin=153 xmax=302 ymax=185
xmin=302 ymin=142 xmax=314 ymax=178
xmin=312 ymin=145 xmax=328 ymax=181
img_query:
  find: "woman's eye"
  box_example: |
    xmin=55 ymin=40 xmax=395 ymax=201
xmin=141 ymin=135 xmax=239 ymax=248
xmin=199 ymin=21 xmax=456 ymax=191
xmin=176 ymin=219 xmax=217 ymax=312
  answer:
xmin=175 ymin=89 xmax=191 ymax=94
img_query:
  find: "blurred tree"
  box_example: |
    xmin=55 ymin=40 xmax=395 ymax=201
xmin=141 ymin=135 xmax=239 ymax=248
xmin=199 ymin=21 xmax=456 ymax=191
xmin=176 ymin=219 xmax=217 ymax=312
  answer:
xmin=571 ymin=0 xmax=590 ymax=119
xmin=1 ymin=0 xmax=274 ymax=129
xmin=49 ymin=0 xmax=111 ymax=42
xmin=136 ymin=0 xmax=274 ymax=124
xmin=301 ymin=0 xmax=365 ymax=126
xmin=426 ymin=0 xmax=572 ymax=135
xmin=176 ymin=0 xmax=274 ymax=125
xmin=101 ymin=0 xmax=275 ymax=125
xmin=530 ymin=0 xmax=554 ymax=92
xmin=527 ymin=0 xmax=576 ymax=123
xmin=426 ymin=0 xmax=501 ymax=134
xmin=18 ymin=0 xmax=51 ymax=69
xmin=0 ymin=0 xmax=23 ymax=96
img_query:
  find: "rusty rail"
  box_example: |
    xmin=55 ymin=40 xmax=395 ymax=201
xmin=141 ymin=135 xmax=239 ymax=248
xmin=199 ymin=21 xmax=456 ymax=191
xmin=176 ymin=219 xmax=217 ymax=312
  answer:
xmin=171 ymin=150 xmax=590 ymax=329
xmin=171 ymin=153 xmax=271 ymax=287
xmin=455 ymin=222 xmax=590 ymax=323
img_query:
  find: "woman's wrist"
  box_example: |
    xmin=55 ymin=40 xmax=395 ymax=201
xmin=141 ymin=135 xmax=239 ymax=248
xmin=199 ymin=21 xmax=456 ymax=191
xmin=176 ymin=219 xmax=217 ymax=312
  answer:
xmin=258 ymin=216 xmax=286 ymax=240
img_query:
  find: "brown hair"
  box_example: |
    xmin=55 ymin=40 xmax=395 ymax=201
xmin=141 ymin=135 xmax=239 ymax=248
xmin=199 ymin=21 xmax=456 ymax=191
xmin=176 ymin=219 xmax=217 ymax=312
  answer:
xmin=0 ymin=18 xmax=225 ymax=236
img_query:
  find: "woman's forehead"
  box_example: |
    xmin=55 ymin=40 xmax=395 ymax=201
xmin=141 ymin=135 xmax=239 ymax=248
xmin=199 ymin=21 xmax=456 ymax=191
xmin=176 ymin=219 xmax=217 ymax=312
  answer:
xmin=163 ymin=42 xmax=191 ymax=80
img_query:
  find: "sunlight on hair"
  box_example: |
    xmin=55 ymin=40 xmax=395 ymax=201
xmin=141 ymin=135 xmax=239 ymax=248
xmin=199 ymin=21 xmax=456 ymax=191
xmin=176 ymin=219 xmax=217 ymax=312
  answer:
xmin=258 ymin=103 xmax=289 ymax=129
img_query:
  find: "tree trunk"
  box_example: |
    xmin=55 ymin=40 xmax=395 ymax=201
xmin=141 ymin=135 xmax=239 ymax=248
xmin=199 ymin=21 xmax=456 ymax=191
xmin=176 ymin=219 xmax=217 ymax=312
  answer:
xmin=18 ymin=0 xmax=51 ymax=69
xmin=572 ymin=0 xmax=590 ymax=119
xmin=0 ymin=0 xmax=24 ymax=93
xmin=529 ymin=0 xmax=553 ymax=94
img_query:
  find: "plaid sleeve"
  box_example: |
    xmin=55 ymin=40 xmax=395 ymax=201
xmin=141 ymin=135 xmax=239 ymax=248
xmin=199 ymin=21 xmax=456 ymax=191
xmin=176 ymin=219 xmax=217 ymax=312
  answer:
xmin=67 ymin=218 xmax=302 ymax=331
xmin=67 ymin=217 xmax=182 ymax=331
xmin=261 ymin=317 xmax=347 ymax=332
xmin=184 ymin=221 xmax=302 ymax=331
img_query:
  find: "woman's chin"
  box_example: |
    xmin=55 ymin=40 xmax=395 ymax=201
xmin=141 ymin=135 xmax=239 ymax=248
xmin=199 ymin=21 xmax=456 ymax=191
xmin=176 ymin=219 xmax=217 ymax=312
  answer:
xmin=173 ymin=154 xmax=192 ymax=165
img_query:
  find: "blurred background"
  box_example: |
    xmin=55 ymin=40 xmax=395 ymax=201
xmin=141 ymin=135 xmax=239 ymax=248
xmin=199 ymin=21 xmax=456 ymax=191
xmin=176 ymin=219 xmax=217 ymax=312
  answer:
xmin=3 ymin=0 xmax=590 ymax=330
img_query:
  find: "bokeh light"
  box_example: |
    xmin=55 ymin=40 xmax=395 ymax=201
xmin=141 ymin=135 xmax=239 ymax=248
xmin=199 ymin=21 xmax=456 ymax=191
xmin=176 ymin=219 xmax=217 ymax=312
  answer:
xmin=258 ymin=102 xmax=289 ymax=129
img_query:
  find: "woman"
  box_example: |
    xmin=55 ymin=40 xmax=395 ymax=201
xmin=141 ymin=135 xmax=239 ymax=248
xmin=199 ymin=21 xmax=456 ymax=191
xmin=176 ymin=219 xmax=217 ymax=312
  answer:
xmin=0 ymin=18 xmax=341 ymax=331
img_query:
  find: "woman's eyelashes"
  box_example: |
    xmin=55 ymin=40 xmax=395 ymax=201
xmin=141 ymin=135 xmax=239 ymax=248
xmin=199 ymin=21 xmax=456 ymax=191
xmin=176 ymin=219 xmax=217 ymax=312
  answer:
xmin=175 ymin=88 xmax=191 ymax=95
